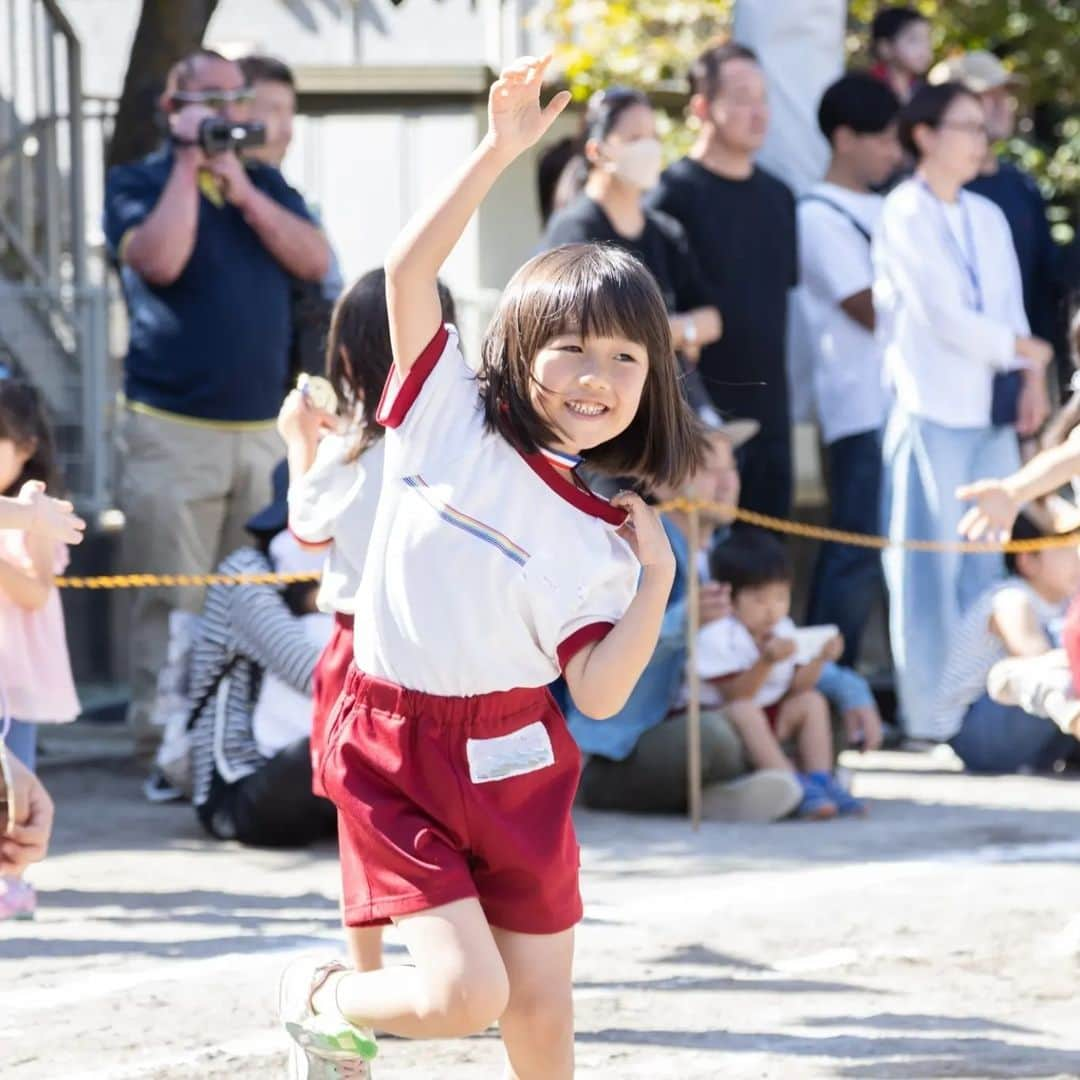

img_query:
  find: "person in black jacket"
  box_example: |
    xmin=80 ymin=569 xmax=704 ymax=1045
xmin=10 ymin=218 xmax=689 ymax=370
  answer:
xmin=648 ymin=43 xmax=798 ymax=519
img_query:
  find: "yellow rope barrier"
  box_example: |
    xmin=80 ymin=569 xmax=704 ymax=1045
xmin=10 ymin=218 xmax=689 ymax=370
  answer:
xmin=51 ymin=500 xmax=1079 ymax=589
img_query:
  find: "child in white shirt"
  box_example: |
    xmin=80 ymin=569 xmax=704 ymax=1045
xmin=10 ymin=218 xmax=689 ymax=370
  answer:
xmin=698 ymin=528 xmax=865 ymax=819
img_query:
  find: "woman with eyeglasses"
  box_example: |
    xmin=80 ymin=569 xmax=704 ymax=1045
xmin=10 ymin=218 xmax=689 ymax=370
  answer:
xmin=539 ymin=88 xmax=722 ymax=388
xmin=873 ymin=81 xmax=1053 ymax=738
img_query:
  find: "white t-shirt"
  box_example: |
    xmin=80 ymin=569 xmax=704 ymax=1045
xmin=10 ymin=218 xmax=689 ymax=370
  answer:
xmin=288 ymin=427 xmax=385 ymax=616
xmin=353 ymin=324 xmax=640 ymax=696
xmin=696 ymin=615 xmax=798 ymax=707
xmin=873 ymin=179 xmax=1029 ymax=429
xmin=797 ymin=183 xmax=888 ymax=445
xmin=252 ymin=611 xmax=333 ymax=758
xmin=931 ymin=578 xmax=1067 ymax=742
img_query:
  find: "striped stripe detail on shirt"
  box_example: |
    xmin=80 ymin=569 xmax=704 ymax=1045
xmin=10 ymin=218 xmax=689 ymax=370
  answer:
xmin=403 ymin=475 xmax=530 ymax=567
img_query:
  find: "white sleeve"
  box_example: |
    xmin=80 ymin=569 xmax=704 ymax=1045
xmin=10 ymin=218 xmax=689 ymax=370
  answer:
xmin=288 ymin=434 xmax=358 ymax=545
xmin=376 ymin=323 xmax=482 ymax=446
xmin=696 ymin=617 xmax=758 ymax=679
xmin=874 ymin=192 xmax=1017 ymax=371
xmin=523 ymin=539 xmax=639 ymax=671
xmin=799 ymin=204 xmax=872 ymax=306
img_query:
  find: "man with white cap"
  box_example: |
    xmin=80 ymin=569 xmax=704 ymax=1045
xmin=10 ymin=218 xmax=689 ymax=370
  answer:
xmin=566 ymin=415 xmax=881 ymax=821
xmin=930 ymin=51 xmax=1063 ymax=355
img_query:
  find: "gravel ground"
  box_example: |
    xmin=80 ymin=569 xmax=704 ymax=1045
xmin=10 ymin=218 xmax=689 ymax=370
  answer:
xmin=4 ymin=730 xmax=1080 ymax=1079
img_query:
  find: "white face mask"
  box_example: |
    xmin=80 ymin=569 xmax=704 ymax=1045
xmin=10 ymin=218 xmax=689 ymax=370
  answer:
xmin=606 ymin=137 xmax=663 ymax=191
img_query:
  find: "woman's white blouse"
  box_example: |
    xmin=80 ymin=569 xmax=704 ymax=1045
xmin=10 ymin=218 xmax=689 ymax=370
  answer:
xmin=872 ymin=178 xmax=1030 ymax=429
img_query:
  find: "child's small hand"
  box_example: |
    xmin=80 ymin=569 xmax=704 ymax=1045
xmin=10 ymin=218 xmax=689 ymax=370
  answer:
xmin=819 ymin=632 xmax=845 ymax=664
xmin=19 ymin=481 xmax=85 ymax=546
xmin=613 ymin=491 xmax=675 ymax=575
xmin=698 ymin=581 xmax=732 ymax=625
xmin=762 ymin=636 xmax=797 ymax=664
xmin=277 ymin=389 xmax=337 ymax=447
xmin=485 ymin=54 xmax=571 ymax=160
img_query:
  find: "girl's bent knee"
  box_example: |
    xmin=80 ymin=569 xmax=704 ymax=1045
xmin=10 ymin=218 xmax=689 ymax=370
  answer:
xmin=420 ymin=967 xmax=510 ymax=1036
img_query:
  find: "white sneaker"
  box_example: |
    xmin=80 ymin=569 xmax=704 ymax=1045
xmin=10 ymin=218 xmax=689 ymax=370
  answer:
xmin=279 ymin=957 xmax=378 ymax=1079
xmin=700 ymin=769 xmax=803 ymax=823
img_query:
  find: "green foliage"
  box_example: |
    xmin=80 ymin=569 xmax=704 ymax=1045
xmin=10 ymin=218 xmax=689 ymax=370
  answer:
xmin=542 ymin=0 xmax=1077 ymax=231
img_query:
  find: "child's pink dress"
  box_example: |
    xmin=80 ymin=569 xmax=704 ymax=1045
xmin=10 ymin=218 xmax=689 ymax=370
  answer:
xmin=0 ymin=529 xmax=79 ymax=722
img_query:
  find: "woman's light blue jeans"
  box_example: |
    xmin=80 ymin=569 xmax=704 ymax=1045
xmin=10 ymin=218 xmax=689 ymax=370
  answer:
xmin=881 ymin=410 xmax=1020 ymax=737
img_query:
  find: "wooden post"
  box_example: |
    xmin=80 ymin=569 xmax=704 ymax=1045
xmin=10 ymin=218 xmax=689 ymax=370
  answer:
xmin=686 ymin=504 xmax=703 ymax=830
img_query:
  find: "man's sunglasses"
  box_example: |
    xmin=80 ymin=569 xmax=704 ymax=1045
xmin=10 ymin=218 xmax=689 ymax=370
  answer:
xmin=172 ymin=87 xmax=255 ymax=110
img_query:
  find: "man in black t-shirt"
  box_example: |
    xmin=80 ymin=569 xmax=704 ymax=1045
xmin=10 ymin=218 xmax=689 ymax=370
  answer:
xmin=648 ymin=42 xmax=798 ymax=519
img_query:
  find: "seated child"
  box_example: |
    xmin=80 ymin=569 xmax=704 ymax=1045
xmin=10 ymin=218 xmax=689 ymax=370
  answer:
xmin=697 ymin=527 xmax=864 ymax=819
xmin=934 ymin=510 xmax=1080 ymax=773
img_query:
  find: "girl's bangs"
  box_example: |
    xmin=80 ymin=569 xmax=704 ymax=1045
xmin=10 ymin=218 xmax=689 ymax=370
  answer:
xmin=519 ymin=246 xmax=656 ymax=349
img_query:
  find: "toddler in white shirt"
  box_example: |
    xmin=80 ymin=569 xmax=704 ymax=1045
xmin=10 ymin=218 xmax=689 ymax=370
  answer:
xmin=697 ymin=528 xmax=865 ymax=819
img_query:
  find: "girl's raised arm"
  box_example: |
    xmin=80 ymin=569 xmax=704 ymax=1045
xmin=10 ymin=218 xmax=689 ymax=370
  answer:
xmin=384 ymin=55 xmax=570 ymax=377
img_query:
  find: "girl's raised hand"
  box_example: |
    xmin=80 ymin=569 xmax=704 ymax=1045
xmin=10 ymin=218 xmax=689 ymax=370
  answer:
xmin=485 ymin=54 xmax=571 ymax=160
xmin=19 ymin=481 xmax=85 ymax=546
xmin=612 ymin=491 xmax=675 ymax=576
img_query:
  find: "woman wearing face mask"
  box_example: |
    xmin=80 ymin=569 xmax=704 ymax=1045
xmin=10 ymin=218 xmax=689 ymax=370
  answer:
xmin=540 ymin=87 xmax=722 ymax=370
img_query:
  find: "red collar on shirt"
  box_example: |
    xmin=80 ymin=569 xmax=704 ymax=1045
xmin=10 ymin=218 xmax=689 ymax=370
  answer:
xmin=518 ymin=447 xmax=628 ymax=526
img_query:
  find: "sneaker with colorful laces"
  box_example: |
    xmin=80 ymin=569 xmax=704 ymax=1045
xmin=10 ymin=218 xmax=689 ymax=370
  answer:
xmin=0 ymin=875 xmax=36 ymax=920
xmin=279 ymin=957 xmax=378 ymax=1079
xmin=794 ymin=773 xmax=837 ymax=820
xmin=808 ymin=770 xmax=867 ymax=816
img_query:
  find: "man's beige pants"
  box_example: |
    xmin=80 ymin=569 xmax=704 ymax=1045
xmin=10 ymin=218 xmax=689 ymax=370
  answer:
xmin=116 ymin=408 xmax=283 ymax=761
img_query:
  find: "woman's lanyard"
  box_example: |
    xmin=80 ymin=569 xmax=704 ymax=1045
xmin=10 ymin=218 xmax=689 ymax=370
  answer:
xmin=917 ymin=177 xmax=984 ymax=313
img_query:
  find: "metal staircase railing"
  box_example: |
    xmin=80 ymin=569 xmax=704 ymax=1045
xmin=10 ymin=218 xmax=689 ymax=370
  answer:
xmin=0 ymin=0 xmax=109 ymax=510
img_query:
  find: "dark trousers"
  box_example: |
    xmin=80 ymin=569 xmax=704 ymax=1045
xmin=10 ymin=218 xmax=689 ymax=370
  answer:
xmin=806 ymin=429 xmax=884 ymax=668
xmin=199 ymin=736 xmax=338 ymax=848
xmin=737 ymin=427 xmax=793 ymax=521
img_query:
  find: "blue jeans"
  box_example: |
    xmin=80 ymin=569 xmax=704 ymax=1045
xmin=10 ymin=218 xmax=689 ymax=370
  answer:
xmin=950 ymin=694 xmax=1076 ymax=773
xmin=881 ymin=411 xmax=1020 ymax=736
xmin=5 ymin=719 xmax=37 ymax=772
xmin=806 ymin=429 xmax=884 ymax=668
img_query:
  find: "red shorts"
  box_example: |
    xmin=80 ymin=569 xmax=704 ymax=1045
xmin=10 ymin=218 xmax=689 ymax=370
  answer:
xmin=320 ymin=665 xmax=583 ymax=934
xmin=764 ymin=702 xmax=782 ymax=730
xmin=310 ymin=613 xmax=355 ymax=798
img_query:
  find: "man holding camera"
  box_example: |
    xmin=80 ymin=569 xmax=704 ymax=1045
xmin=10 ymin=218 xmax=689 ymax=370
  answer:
xmin=104 ymin=49 xmax=330 ymax=764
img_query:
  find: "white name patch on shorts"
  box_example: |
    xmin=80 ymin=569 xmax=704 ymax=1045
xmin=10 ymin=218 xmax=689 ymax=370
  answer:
xmin=466 ymin=721 xmax=555 ymax=784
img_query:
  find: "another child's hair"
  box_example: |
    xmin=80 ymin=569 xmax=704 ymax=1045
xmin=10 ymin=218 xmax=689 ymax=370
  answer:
xmin=689 ymin=41 xmax=759 ymax=102
xmin=0 ymin=379 xmax=58 ymax=496
xmin=896 ymin=81 xmax=978 ymax=159
xmin=871 ymin=6 xmax=929 ymax=53
xmin=326 ymin=268 xmax=456 ymax=462
xmin=818 ymin=72 xmax=901 ymax=143
xmin=709 ymin=527 xmax=793 ymax=596
xmin=1005 ymin=511 xmax=1045 ymax=577
xmin=477 ymin=243 xmax=706 ymax=487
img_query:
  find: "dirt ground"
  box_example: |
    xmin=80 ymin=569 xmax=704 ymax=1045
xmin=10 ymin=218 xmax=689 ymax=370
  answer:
xmin=4 ymin=727 xmax=1080 ymax=1079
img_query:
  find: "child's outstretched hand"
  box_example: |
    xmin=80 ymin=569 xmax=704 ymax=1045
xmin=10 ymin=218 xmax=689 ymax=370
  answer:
xmin=485 ymin=54 xmax=571 ymax=160
xmin=613 ymin=491 xmax=675 ymax=576
xmin=19 ymin=480 xmax=85 ymax=546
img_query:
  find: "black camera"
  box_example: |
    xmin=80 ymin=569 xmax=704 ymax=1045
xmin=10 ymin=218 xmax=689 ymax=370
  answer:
xmin=196 ymin=118 xmax=266 ymax=156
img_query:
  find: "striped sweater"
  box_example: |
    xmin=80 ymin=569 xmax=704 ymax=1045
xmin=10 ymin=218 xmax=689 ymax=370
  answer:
xmin=189 ymin=547 xmax=322 ymax=812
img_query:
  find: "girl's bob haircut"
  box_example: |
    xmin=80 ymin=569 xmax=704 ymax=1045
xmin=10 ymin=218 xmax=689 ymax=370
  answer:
xmin=478 ymin=243 xmax=707 ymax=487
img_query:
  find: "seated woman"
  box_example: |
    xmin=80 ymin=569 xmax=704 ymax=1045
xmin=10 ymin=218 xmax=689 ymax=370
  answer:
xmin=190 ymin=462 xmax=337 ymax=848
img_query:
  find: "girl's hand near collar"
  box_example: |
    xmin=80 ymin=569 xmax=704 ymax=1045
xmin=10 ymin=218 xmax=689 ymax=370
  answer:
xmin=612 ymin=491 xmax=675 ymax=579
